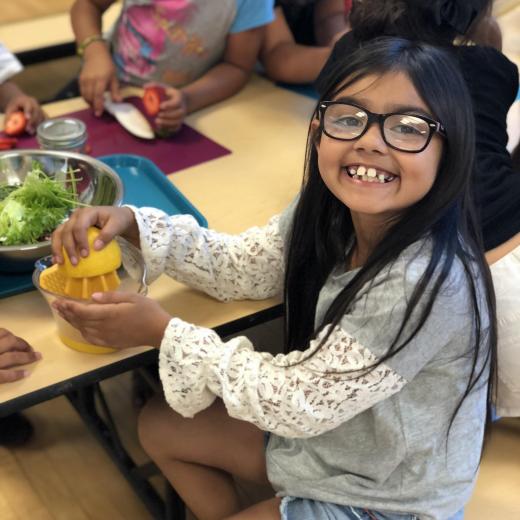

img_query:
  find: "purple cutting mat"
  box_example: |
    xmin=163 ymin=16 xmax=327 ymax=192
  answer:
xmin=14 ymin=96 xmax=231 ymax=174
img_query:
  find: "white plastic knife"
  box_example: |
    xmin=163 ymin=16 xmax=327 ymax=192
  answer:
xmin=104 ymin=94 xmax=155 ymax=140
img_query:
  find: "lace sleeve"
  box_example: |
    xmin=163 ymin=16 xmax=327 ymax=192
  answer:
xmin=159 ymin=319 xmax=406 ymax=438
xmin=128 ymin=206 xmax=285 ymax=301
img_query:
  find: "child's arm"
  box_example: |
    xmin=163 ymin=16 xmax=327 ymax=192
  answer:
xmin=0 ymin=43 xmax=45 ymax=133
xmin=52 ymin=257 xmax=473 ymax=438
xmin=51 ymin=205 xmax=285 ymax=301
xmin=131 ymin=208 xmax=285 ymax=301
xmin=261 ymin=7 xmax=333 ymax=84
xmin=70 ymin=0 xmax=120 ymax=116
xmin=155 ymin=27 xmax=265 ymax=132
xmin=466 ymin=14 xmax=502 ymax=50
xmin=0 ymin=82 xmax=45 ymax=134
xmin=0 ymin=328 xmax=42 ymax=384
xmin=314 ymin=0 xmax=350 ymax=47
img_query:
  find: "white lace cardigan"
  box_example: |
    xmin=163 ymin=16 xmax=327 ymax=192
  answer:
xmin=129 ymin=206 xmax=406 ymax=439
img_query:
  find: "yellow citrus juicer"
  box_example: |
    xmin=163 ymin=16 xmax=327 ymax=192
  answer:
xmin=40 ymin=227 xmax=122 ymax=298
xmin=39 ymin=227 xmax=122 ymax=354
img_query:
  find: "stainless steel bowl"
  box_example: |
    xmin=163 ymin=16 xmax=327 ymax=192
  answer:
xmin=0 ymin=149 xmax=123 ymax=272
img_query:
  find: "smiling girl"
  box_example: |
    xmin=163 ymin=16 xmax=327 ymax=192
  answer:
xmin=51 ymin=37 xmax=496 ymax=520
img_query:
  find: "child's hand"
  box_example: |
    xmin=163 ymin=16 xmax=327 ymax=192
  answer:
xmin=0 ymin=328 xmax=42 ymax=383
xmin=52 ymin=292 xmax=172 ymax=349
xmin=80 ymin=49 xmax=121 ymax=117
xmin=155 ymin=87 xmax=187 ymax=132
xmin=4 ymin=95 xmax=45 ymax=135
xmin=52 ymin=206 xmax=138 ymax=266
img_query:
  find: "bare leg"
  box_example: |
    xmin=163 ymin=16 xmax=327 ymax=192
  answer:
xmin=138 ymin=396 xmax=272 ymax=520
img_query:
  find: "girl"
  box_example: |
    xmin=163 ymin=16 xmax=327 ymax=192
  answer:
xmin=52 ymin=38 xmax=496 ymax=519
xmin=70 ymin=0 xmax=273 ymax=129
xmin=319 ymin=0 xmax=520 ymax=417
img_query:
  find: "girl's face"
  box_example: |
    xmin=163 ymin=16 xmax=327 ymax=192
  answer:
xmin=314 ymin=71 xmax=443 ymax=224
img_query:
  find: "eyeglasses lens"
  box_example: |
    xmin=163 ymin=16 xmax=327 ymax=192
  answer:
xmin=383 ymin=114 xmax=429 ymax=151
xmin=324 ymin=104 xmax=367 ymax=140
xmin=323 ymin=104 xmax=431 ymax=152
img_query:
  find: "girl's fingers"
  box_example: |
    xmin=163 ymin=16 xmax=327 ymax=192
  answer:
xmin=70 ymin=210 xmax=102 ymax=257
xmin=79 ymin=76 xmax=94 ymax=106
xmin=51 ymin=223 xmax=65 ymax=262
xmin=0 ymin=329 xmax=33 ymax=354
xmin=156 ymin=107 xmax=185 ymax=121
xmin=61 ymin=220 xmax=82 ymax=266
xmin=81 ymin=329 xmax=110 ymax=347
xmin=53 ymin=299 xmax=110 ymax=322
xmin=91 ymin=291 xmax=136 ymax=304
xmin=52 ymin=208 xmax=107 ymax=263
xmin=110 ymin=76 xmax=122 ymax=102
xmin=0 ymin=338 xmax=33 ymax=354
xmin=155 ymin=113 xmax=185 ymax=129
xmin=0 ymin=369 xmax=30 ymax=383
xmin=0 ymin=350 xmax=42 ymax=369
xmin=93 ymin=78 xmax=107 ymax=116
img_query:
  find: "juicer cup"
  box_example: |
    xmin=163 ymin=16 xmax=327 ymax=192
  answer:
xmin=33 ymin=238 xmax=147 ymax=354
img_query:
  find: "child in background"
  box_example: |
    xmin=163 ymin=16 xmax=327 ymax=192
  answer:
xmin=320 ymin=0 xmax=520 ymax=417
xmin=0 ymin=43 xmax=45 ymax=134
xmin=261 ymin=0 xmax=350 ymax=83
xmin=0 ymin=328 xmax=42 ymax=446
xmin=70 ymin=0 xmax=274 ymax=132
xmin=52 ymin=37 xmax=495 ymax=519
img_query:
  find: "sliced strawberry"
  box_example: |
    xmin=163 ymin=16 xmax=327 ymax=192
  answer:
xmin=4 ymin=111 xmax=27 ymax=136
xmin=143 ymin=86 xmax=166 ymax=117
xmin=0 ymin=136 xmax=18 ymax=150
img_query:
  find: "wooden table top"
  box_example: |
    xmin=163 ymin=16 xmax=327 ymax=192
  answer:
xmin=1 ymin=3 xmax=121 ymax=56
xmin=0 ymin=76 xmax=316 ymax=406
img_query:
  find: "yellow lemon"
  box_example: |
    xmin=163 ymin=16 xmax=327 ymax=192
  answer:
xmin=63 ymin=227 xmax=122 ymax=278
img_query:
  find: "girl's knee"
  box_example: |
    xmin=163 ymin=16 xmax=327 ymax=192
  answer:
xmin=137 ymin=395 xmax=179 ymax=456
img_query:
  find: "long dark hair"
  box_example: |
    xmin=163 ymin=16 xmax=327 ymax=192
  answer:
xmin=284 ymin=37 xmax=497 ymax=441
xmin=349 ymin=0 xmax=493 ymax=45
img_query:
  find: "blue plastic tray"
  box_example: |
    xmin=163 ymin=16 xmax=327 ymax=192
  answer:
xmin=100 ymin=154 xmax=207 ymax=227
xmin=0 ymin=154 xmax=207 ymax=298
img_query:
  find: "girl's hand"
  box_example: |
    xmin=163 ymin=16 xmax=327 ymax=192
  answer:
xmin=51 ymin=206 xmax=138 ymax=266
xmin=155 ymin=87 xmax=187 ymax=132
xmin=4 ymin=95 xmax=46 ymax=134
xmin=0 ymin=328 xmax=42 ymax=383
xmin=52 ymin=292 xmax=171 ymax=349
xmin=80 ymin=45 xmax=121 ymax=117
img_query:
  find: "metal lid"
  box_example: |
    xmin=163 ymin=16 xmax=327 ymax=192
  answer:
xmin=37 ymin=118 xmax=87 ymax=144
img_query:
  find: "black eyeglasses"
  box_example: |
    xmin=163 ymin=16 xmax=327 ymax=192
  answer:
xmin=318 ymin=101 xmax=446 ymax=153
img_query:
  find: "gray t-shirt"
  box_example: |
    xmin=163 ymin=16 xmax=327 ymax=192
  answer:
xmin=109 ymin=0 xmax=273 ymax=87
xmin=266 ymin=205 xmax=490 ymax=519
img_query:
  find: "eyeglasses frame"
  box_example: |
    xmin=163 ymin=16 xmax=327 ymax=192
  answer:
xmin=318 ymin=100 xmax=446 ymax=153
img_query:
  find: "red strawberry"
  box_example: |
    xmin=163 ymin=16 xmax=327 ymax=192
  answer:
xmin=143 ymin=86 xmax=167 ymax=117
xmin=0 ymin=136 xmax=18 ymax=150
xmin=4 ymin=111 xmax=27 ymax=136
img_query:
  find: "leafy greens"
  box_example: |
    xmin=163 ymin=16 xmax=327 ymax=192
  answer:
xmin=0 ymin=162 xmax=81 ymax=246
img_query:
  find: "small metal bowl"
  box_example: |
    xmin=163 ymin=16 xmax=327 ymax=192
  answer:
xmin=0 ymin=149 xmax=123 ymax=272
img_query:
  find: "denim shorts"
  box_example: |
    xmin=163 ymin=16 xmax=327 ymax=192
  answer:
xmin=266 ymin=433 xmax=464 ymax=520
xmin=280 ymin=497 xmax=419 ymax=520
xmin=280 ymin=497 xmax=465 ymax=520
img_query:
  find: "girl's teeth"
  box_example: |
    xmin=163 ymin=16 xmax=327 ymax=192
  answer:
xmin=345 ymin=165 xmax=395 ymax=184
